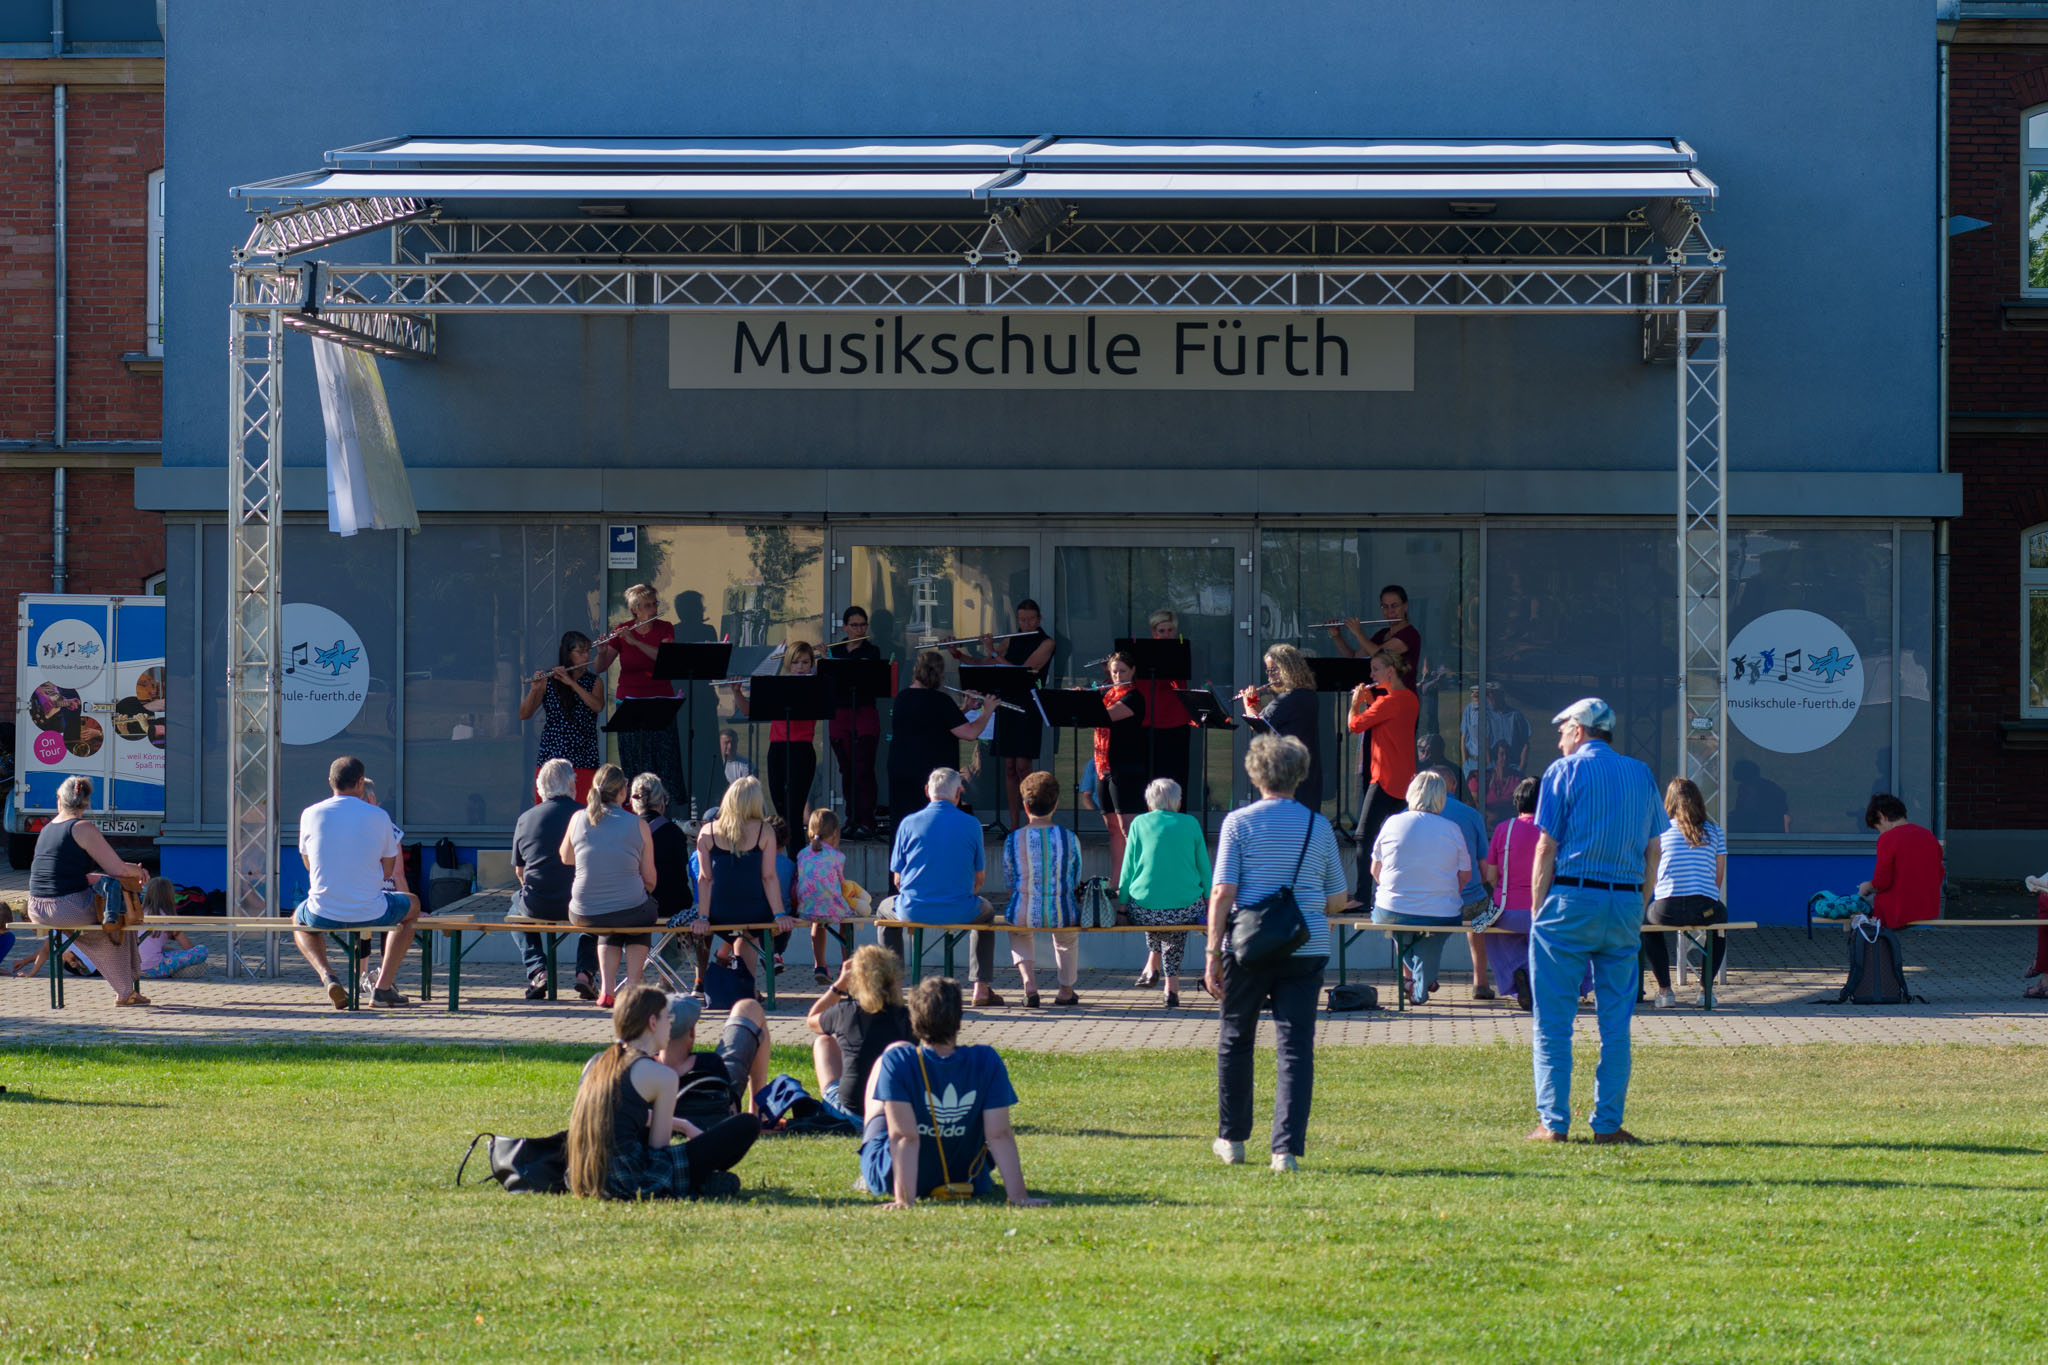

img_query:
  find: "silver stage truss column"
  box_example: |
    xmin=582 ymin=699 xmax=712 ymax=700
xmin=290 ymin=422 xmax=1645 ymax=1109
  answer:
xmin=1676 ymin=289 xmax=1728 ymax=829
xmin=226 ymin=303 xmax=285 ymax=974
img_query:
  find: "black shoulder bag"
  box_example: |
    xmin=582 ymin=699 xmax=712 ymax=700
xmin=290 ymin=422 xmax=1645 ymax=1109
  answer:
xmin=1228 ymin=810 xmax=1316 ymax=970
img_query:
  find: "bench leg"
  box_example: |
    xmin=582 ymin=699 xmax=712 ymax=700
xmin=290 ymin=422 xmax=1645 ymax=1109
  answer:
xmin=759 ymin=930 xmax=775 ymax=1011
xmin=49 ymin=931 xmax=66 ymax=1010
xmin=943 ymin=930 xmax=960 ymax=981
xmin=911 ymin=929 xmax=924 ymax=984
xmin=838 ymin=923 xmax=854 ymax=972
xmin=545 ymin=932 xmax=560 ymax=1002
xmin=1391 ymin=932 xmax=1404 ymax=1013
xmin=343 ymin=934 xmax=361 ymax=1010
xmin=447 ymin=930 xmax=462 ymax=1013
xmin=1337 ymin=928 xmax=1348 ymax=985
xmin=420 ymin=927 xmax=433 ymax=1003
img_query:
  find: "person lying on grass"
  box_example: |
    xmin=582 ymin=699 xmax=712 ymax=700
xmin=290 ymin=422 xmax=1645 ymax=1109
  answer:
xmin=654 ymin=992 xmax=772 ymax=1117
xmin=857 ymin=976 xmax=1047 ymax=1210
xmin=566 ymin=984 xmax=761 ymax=1201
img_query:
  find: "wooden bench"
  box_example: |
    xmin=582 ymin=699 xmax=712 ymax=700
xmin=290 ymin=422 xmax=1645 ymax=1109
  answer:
xmin=22 ymin=913 xmax=408 ymax=1011
xmin=873 ymin=918 xmax=1199 ymax=985
xmin=1327 ymin=916 xmax=1762 ymax=1012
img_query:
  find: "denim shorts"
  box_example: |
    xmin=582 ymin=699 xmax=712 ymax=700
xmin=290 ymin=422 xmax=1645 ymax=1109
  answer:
xmin=292 ymin=892 xmax=413 ymax=931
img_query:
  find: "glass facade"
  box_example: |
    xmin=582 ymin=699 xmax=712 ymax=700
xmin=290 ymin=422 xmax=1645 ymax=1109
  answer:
xmin=166 ymin=515 xmax=1935 ymax=848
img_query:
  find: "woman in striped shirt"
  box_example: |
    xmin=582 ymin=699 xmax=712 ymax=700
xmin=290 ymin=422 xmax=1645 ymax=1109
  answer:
xmin=1643 ymin=777 xmax=1727 ymax=1009
xmin=1003 ymin=771 xmax=1084 ymax=1008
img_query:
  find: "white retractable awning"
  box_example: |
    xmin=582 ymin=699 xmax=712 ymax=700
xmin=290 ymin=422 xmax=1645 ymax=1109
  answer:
xmin=232 ymin=135 xmax=1716 ymax=204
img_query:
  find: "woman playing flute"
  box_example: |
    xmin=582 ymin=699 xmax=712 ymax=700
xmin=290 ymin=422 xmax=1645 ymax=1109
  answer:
xmin=946 ymin=599 xmax=1054 ymax=831
xmin=519 ymin=630 xmax=606 ymax=802
xmin=1238 ymin=643 xmax=1321 ymax=812
xmin=597 ymin=584 xmax=687 ymax=814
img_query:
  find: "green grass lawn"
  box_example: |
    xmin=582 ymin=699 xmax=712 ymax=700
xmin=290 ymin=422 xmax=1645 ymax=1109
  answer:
xmin=4 ymin=1043 xmax=2046 ymax=1363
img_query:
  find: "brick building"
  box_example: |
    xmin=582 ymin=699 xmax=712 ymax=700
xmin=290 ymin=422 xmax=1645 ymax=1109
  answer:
xmin=0 ymin=4 xmax=165 ymax=715
xmin=1946 ymin=1 xmax=2048 ymax=875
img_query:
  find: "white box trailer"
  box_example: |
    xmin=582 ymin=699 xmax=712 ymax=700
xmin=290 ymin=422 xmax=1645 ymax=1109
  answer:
xmin=8 ymin=593 xmax=166 ymax=869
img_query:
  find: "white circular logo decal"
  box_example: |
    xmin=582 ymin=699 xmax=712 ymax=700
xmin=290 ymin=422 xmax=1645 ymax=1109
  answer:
xmin=1725 ymin=609 xmax=1862 ymax=754
xmin=281 ymin=602 xmax=369 ymax=746
xmin=34 ymin=617 xmax=105 ymax=687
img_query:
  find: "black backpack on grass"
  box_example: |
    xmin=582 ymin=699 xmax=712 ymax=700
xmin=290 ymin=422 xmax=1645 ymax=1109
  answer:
xmin=1830 ymin=922 xmax=1923 ymax=1004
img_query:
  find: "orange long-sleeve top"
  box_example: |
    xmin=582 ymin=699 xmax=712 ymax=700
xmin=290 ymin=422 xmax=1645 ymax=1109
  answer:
xmin=1347 ymin=685 xmax=1418 ymax=795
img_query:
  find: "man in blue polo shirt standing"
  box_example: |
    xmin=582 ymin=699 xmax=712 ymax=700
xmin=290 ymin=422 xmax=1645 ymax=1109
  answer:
xmin=1526 ymin=698 xmax=1662 ymax=1144
xmin=879 ymin=767 xmax=1004 ymax=1007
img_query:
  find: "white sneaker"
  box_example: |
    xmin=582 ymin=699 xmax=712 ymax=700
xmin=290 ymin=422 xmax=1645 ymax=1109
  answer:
xmin=1270 ymin=1153 xmax=1299 ymax=1173
xmin=1653 ymin=989 xmax=1677 ymax=1009
xmin=1212 ymin=1138 xmax=1244 ymax=1166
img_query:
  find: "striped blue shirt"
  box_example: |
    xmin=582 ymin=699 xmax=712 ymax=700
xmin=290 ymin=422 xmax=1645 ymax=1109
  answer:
xmin=1653 ymin=821 xmax=1725 ymax=900
xmin=1004 ymin=823 xmax=1083 ymax=928
xmin=1214 ymin=799 xmax=1348 ymax=959
xmin=1533 ymin=740 xmax=1662 ymax=885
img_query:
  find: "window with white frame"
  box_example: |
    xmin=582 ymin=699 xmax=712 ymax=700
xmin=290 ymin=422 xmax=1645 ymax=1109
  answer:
xmin=145 ymin=571 xmax=166 ymax=597
xmin=2026 ymin=525 xmax=2048 ymax=714
xmin=146 ymin=169 xmax=164 ymax=356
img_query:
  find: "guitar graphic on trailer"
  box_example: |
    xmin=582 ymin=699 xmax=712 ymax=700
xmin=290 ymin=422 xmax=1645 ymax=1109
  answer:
xmin=284 ymin=640 xmax=361 ymax=677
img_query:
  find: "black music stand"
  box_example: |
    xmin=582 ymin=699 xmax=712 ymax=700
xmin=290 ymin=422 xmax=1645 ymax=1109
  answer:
xmin=652 ymin=641 xmax=733 ymax=821
xmin=960 ymin=664 xmax=1041 ymax=831
xmin=734 ymin=675 xmax=835 ymax=819
xmin=1033 ymin=689 xmax=1113 ymax=840
xmin=818 ymin=655 xmax=893 ymax=838
xmin=1180 ymin=688 xmax=1237 ymax=836
xmin=1307 ymin=656 xmax=1377 ymax=828
xmin=1115 ymin=636 xmax=1192 ymax=794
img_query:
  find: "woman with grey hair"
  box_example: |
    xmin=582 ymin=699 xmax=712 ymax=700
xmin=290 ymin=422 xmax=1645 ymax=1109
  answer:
xmin=632 ymin=772 xmax=695 ymax=925
xmin=1205 ymin=735 xmax=1349 ymax=1172
xmin=25 ymin=775 xmax=151 ymax=1006
xmin=1369 ymin=770 xmax=1472 ymax=1007
xmin=1116 ymin=776 xmax=1212 ymax=1008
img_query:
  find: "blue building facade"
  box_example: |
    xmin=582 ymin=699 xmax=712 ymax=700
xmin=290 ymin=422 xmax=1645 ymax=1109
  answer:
xmin=148 ymin=0 xmax=1953 ymax=920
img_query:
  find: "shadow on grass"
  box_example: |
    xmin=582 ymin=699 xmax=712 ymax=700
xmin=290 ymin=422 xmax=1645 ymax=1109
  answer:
xmin=1664 ymin=1137 xmax=2045 ymax=1157
xmin=1625 ymin=1174 xmax=2048 ymax=1193
xmin=731 ymin=1184 xmax=1193 ymax=1209
xmin=1017 ymin=1127 xmax=1184 ymax=1141
xmin=0 ymin=1090 xmax=165 ymax=1108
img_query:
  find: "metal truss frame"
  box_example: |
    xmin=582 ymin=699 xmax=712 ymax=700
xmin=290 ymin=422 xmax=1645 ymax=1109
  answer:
xmin=226 ymin=212 xmax=1726 ymax=918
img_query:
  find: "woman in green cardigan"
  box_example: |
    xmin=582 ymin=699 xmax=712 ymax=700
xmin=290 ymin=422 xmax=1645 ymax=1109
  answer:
xmin=1117 ymin=777 xmax=1212 ymax=1009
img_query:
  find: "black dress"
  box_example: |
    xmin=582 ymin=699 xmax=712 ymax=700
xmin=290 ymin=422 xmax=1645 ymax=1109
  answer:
xmin=991 ymin=629 xmax=1051 ymax=760
xmin=1250 ymin=687 xmax=1323 ymax=810
xmin=886 ymin=686 xmax=969 ymax=823
xmin=1096 ymin=687 xmax=1150 ymax=816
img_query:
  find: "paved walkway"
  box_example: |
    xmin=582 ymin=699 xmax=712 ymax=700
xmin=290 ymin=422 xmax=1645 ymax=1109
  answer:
xmin=6 ymin=918 xmax=2047 ymax=1049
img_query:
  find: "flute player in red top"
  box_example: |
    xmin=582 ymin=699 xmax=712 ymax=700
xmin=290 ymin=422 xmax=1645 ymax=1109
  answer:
xmin=1348 ymin=652 xmax=1419 ymax=901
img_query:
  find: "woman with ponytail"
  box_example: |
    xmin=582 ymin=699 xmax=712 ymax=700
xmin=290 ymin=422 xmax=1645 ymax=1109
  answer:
xmin=1642 ymin=777 xmax=1728 ymax=1009
xmin=567 ymin=985 xmax=757 ymax=1200
xmin=561 ymin=764 xmax=659 ymax=1006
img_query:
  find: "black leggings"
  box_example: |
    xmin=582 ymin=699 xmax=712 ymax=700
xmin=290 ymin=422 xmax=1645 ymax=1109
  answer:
xmin=1641 ymin=931 xmax=1726 ymax=992
xmin=1354 ymin=782 xmax=1408 ymax=898
xmin=683 ymin=1113 xmax=759 ymax=1191
xmin=768 ymin=740 xmax=817 ymax=826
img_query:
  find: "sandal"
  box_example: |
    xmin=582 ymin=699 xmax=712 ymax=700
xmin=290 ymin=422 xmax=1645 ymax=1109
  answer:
xmin=574 ymin=975 xmax=598 ymax=1002
xmin=116 ymin=991 xmax=151 ymax=1007
xmin=1053 ymin=992 xmax=1082 ymax=1008
xmin=2024 ymin=982 xmax=2048 ymax=1000
xmin=1024 ymin=992 xmax=1042 ymax=1008
xmin=1135 ymin=970 xmax=1159 ymax=990
xmin=972 ymin=991 xmax=1006 ymax=1008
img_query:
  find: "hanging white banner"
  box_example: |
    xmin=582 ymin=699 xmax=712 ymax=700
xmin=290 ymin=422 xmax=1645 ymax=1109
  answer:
xmin=669 ymin=313 xmax=1413 ymax=391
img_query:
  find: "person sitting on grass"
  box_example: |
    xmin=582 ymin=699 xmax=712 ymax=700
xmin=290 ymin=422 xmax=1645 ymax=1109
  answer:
xmin=807 ymin=943 xmax=912 ymax=1116
xmin=566 ymin=984 xmax=759 ymax=1201
xmin=654 ymin=991 xmax=773 ymax=1117
xmin=291 ymin=755 xmax=422 ymax=1010
xmin=857 ymin=977 xmax=1047 ymax=1210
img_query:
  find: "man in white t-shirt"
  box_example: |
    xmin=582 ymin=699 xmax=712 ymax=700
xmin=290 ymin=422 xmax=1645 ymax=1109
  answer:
xmin=290 ymin=755 xmax=421 ymax=1010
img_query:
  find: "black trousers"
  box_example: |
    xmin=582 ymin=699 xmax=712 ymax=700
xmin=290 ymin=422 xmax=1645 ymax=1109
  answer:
xmin=1354 ymin=782 xmax=1409 ymax=899
xmin=1217 ymin=952 xmax=1327 ymax=1157
xmin=513 ymin=896 xmax=598 ymax=984
xmin=768 ymin=739 xmax=818 ymax=826
xmin=683 ymin=1113 xmax=760 ymax=1191
xmin=831 ymin=732 xmax=879 ymax=829
xmin=1641 ymin=931 xmax=1727 ymax=991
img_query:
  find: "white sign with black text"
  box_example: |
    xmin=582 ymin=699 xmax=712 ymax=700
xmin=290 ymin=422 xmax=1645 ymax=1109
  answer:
xmin=669 ymin=313 xmax=1414 ymax=391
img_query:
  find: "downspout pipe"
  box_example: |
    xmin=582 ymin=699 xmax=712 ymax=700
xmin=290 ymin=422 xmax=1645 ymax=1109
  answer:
xmin=1934 ymin=8 xmax=1954 ymax=842
xmin=51 ymin=81 xmax=68 ymax=592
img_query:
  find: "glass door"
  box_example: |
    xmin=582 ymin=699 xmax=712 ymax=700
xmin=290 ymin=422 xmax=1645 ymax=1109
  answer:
xmin=832 ymin=533 xmax=1038 ymax=825
xmin=1052 ymin=533 xmax=1253 ymax=823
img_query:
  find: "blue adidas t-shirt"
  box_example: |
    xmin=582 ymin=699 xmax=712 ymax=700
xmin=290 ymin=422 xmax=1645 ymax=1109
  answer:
xmin=870 ymin=1043 xmax=1018 ymax=1196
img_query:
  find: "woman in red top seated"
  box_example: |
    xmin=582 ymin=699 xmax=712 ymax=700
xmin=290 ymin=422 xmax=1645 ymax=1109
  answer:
xmin=1856 ymin=793 xmax=1942 ymax=930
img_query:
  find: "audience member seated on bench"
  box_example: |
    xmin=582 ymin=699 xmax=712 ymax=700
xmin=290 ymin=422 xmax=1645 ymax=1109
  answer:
xmin=512 ymin=759 xmax=599 ymax=1001
xmin=690 ymin=776 xmax=791 ymax=989
xmin=879 ymin=767 xmax=1004 ymax=1008
xmin=291 ymin=756 xmax=422 ymax=1011
xmin=1369 ymin=771 xmax=1471 ymax=1008
xmin=654 ymin=993 xmax=772 ymax=1117
xmin=567 ymin=985 xmax=758 ymax=1201
xmin=857 ymin=977 xmax=1047 ymax=1209
xmin=1118 ymin=777 xmax=1212 ymax=1010
xmin=563 ymin=764 xmax=661 ymax=1008
xmin=1857 ymin=794 xmax=1942 ymax=934
xmin=25 ymin=775 xmax=152 ymax=1007
xmin=1004 ymin=771 xmax=1084 ymax=1009
xmin=1481 ymin=778 xmax=1542 ymax=1011
xmin=1641 ymin=778 xmax=1728 ymax=1010
xmin=795 ymin=808 xmax=858 ymax=987
xmin=807 ymin=944 xmax=912 ymax=1115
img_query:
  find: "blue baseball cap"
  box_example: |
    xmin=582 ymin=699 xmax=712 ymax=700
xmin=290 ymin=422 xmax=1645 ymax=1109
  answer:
xmin=1551 ymin=697 xmax=1615 ymax=731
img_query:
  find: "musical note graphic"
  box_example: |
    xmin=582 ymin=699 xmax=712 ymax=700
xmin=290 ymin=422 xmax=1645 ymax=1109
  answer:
xmin=1776 ymin=648 xmax=1802 ymax=681
xmin=284 ymin=642 xmax=310 ymax=675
